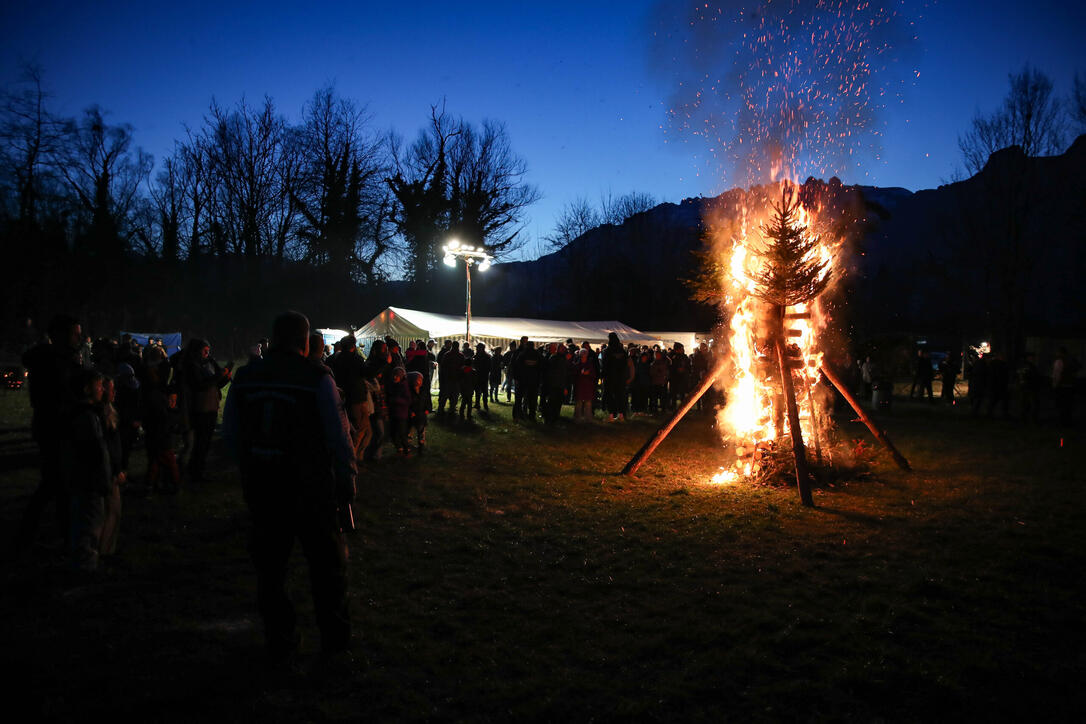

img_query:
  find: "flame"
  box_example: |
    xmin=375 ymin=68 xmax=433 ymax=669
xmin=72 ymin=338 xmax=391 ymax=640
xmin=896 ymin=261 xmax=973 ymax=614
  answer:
xmin=711 ymin=179 xmax=842 ymax=483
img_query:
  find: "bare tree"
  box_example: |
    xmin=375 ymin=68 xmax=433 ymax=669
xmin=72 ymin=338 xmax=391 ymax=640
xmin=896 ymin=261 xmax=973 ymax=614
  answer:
xmin=293 ymin=86 xmax=390 ymax=284
xmin=543 ymin=196 xmax=600 ymax=251
xmin=386 ymin=104 xmax=458 ymax=286
xmin=959 ymin=65 xmax=1066 ymax=175
xmin=600 ymin=190 xmax=656 ymax=226
xmin=1072 ymin=73 xmax=1086 ymax=136
xmin=0 ymin=64 xmax=64 ymax=233
xmin=446 ymin=118 xmax=541 ymax=258
xmin=388 ymin=102 xmax=540 ymax=289
xmin=201 ymin=96 xmax=296 ymax=259
xmin=146 ymin=152 xmax=186 ymax=259
xmin=55 ymin=106 xmax=152 ymax=258
xmin=954 ymin=65 xmax=1066 ymax=360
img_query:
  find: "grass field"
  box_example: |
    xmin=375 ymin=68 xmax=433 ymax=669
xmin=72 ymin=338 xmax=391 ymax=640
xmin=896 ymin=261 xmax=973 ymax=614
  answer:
xmin=1 ymin=386 xmax=1084 ymax=722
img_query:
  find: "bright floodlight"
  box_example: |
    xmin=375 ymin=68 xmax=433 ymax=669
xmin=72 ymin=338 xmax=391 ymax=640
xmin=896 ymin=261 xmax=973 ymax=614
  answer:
xmin=448 ymin=239 xmax=460 ymax=250
xmin=478 ymin=258 xmax=491 ymax=272
xmin=443 ymin=254 xmax=455 ymax=267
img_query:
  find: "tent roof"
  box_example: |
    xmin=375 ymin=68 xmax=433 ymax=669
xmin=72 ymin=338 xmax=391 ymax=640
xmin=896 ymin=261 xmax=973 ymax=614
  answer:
xmin=356 ymin=307 xmax=662 ymax=345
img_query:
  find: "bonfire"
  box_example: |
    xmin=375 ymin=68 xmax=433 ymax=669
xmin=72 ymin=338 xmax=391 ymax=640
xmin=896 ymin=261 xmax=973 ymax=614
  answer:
xmin=623 ymin=179 xmax=909 ymax=506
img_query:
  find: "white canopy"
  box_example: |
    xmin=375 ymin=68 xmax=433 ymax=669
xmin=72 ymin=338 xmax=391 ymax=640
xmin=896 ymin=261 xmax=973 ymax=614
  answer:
xmin=355 ymin=307 xmax=663 ymax=350
xmin=642 ymin=331 xmax=705 ymax=350
xmin=316 ymin=328 xmax=353 ymax=348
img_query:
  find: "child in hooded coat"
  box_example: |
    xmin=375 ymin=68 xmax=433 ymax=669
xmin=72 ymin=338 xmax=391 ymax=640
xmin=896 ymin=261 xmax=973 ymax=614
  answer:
xmin=385 ymin=366 xmax=412 ymax=456
xmin=407 ymin=371 xmax=428 ymax=453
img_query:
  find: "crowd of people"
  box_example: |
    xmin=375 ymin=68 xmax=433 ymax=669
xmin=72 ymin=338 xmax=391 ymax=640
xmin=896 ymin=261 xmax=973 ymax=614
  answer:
xmin=858 ymin=345 xmax=1080 ymax=424
xmin=424 ymin=332 xmax=717 ymax=426
xmin=15 ymin=316 xmax=231 ymax=571
xmin=11 ymin=318 xmax=724 ymax=571
xmin=8 ymin=309 xmax=1083 ymax=665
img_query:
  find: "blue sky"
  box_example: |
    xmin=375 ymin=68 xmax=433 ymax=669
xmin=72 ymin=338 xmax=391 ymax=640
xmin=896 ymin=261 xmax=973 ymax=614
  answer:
xmin=3 ymin=1 xmax=1084 ymax=259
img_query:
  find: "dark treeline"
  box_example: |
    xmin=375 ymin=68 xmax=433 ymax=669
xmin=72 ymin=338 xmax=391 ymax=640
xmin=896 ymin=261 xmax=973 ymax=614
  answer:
xmin=0 ymin=67 xmax=539 ymax=354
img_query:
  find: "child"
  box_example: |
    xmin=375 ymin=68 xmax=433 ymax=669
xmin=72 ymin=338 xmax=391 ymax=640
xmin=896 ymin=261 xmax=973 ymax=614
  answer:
xmin=65 ymin=369 xmax=111 ymax=573
xmin=406 ymin=371 xmax=428 ymax=454
xmin=144 ymin=385 xmax=182 ymax=494
xmin=385 ymin=366 xmax=412 ymax=456
xmin=99 ymin=377 xmax=127 ymax=557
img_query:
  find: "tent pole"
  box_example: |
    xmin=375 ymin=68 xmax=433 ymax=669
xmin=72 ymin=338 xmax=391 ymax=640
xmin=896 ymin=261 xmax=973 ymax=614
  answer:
xmin=465 ymin=260 xmax=472 ymax=345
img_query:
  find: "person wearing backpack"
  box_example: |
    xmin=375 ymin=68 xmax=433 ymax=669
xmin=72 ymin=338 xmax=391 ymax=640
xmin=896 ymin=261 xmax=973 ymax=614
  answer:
xmin=223 ymin=311 xmax=357 ymax=666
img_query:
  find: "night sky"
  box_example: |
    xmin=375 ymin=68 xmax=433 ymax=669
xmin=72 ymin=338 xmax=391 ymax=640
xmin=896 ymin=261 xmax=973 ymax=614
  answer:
xmin=3 ymin=0 xmax=1084 ymax=258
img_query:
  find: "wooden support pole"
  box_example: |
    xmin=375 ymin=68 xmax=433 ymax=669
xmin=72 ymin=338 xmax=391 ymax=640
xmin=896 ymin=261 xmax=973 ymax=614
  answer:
xmin=775 ymin=332 xmax=814 ymax=507
xmin=819 ymin=364 xmax=911 ymax=472
xmin=621 ymin=359 xmax=727 ymax=476
xmin=801 ymin=372 xmax=824 ymax=466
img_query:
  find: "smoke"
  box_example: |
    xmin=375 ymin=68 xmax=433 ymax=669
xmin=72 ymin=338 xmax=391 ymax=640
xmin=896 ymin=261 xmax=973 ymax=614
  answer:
xmin=648 ymin=0 xmax=920 ymax=187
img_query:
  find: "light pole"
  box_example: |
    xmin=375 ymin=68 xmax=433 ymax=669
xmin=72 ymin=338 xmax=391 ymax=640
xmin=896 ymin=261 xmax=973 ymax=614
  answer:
xmin=442 ymin=239 xmax=492 ymax=345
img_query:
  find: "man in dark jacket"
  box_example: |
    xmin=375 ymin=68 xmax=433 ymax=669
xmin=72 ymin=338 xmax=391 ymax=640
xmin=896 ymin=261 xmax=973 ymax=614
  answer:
xmin=513 ymin=341 xmax=542 ymax=421
xmin=502 ymin=340 xmax=518 ymax=403
xmin=223 ymin=311 xmax=357 ymax=663
xmin=181 ymin=339 xmax=231 ymax=482
xmin=330 ymin=336 xmax=368 ymax=458
xmin=668 ymin=343 xmax=691 ymax=411
xmin=603 ymin=333 xmax=633 ymax=421
xmin=473 ymin=343 xmax=491 ymax=412
xmin=542 ymin=343 xmax=568 ymax=424
xmin=437 ymin=342 xmax=462 ymax=415
xmin=15 ymin=314 xmax=84 ymax=553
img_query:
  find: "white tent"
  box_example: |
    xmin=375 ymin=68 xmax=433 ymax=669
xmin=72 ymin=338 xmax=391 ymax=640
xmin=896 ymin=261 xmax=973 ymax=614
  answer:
xmin=316 ymin=328 xmax=353 ymax=348
xmin=355 ymin=307 xmax=663 ymax=351
xmin=642 ymin=331 xmax=706 ymax=350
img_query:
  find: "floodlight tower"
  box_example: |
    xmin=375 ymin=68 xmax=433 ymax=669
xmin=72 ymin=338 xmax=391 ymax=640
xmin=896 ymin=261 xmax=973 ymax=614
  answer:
xmin=442 ymin=239 xmax=492 ymax=345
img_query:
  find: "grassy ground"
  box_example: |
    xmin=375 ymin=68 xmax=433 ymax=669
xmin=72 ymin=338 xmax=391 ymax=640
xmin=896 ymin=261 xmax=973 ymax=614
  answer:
xmin=1 ymin=387 xmax=1084 ymax=722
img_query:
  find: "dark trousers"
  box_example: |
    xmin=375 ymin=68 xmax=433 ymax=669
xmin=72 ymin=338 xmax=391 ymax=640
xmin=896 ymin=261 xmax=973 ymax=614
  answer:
xmin=910 ymin=377 xmax=934 ymax=400
xmin=16 ymin=422 xmax=69 ymax=549
xmin=188 ymin=411 xmax=216 ymax=480
xmin=364 ymin=416 xmax=385 ymax=460
xmin=438 ymin=384 xmax=458 ymax=414
xmin=69 ymin=491 xmax=105 ymax=572
xmin=670 ymin=381 xmax=688 ymax=410
xmin=409 ymin=420 xmax=427 ymax=447
xmin=250 ymin=506 xmax=350 ymax=655
xmin=475 ymin=385 xmax=489 ymax=410
xmin=606 ymin=381 xmax=628 ymax=417
xmin=543 ymin=387 xmax=564 ymax=423
xmin=941 ymin=375 xmax=956 ymax=402
xmin=649 ymin=384 xmax=667 ymax=413
xmin=516 ymin=382 xmax=538 ymax=419
xmin=390 ymin=416 xmax=409 ymax=451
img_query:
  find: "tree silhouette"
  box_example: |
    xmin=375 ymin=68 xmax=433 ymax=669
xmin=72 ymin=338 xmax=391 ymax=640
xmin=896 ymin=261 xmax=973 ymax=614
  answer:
xmin=57 ymin=106 xmax=152 ymax=259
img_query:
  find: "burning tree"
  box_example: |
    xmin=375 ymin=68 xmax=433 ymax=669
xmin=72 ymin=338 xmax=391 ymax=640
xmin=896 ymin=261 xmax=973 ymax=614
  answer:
xmin=623 ymin=179 xmax=909 ymax=505
xmin=747 ymin=185 xmax=830 ymax=506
